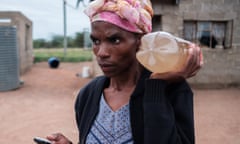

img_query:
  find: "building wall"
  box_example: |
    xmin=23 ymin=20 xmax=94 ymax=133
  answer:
xmin=151 ymin=0 xmax=240 ymax=88
xmin=188 ymin=48 xmax=240 ymax=88
xmin=0 ymin=11 xmax=33 ymax=75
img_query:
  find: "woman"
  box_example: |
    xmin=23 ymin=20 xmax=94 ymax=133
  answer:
xmin=47 ymin=0 xmax=202 ymax=143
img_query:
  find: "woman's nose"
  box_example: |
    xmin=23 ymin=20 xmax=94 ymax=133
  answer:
xmin=96 ymin=43 xmax=110 ymax=58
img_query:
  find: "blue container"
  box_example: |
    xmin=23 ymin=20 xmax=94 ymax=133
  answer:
xmin=48 ymin=57 xmax=60 ymax=68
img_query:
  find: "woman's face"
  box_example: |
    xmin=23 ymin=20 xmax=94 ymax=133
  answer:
xmin=90 ymin=21 xmax=140 ymax=77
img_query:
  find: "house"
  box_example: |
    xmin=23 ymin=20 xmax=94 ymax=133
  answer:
xmin=0 ymin=11 xmax=33 ymax=91
xmin=150 ymin=0 xmax=240 ymax=87
xmin=0 ymin=11 xmax=33 ymax=75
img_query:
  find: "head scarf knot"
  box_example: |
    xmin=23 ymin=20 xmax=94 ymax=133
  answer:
xmin=84 ymin=0 xmax=153 ymax=33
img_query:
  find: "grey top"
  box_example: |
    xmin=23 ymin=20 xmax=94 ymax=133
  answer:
xmin=86 ymin=93 xmax=133 ymax=144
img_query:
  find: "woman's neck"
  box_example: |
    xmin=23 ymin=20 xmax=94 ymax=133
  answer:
xmin=103 ymin=63 xmax=143 ymax=111
xmin=109 ymin=64 xmax=142 ymax=91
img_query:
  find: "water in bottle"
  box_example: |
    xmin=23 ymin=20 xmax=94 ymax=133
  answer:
xmin=136 ymin=31 xmax=191 ymax=73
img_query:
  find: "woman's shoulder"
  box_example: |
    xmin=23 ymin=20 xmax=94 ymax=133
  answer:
xmin=79 ymin=75 xmax=107 ymax=95
xmin=75 ymin=75 xmax=107 ymax=109
xmin=86 ymin=75 xmax=107 ymax=88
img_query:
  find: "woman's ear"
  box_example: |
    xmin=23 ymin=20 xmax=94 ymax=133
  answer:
xmin=135 ymin=34 xmax=143 ymax=51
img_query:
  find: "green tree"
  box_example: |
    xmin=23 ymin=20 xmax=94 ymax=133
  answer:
xmin=33 ymin=38 xmax=47 ymax=48
xmin=67 ymin=36 xmax=75 ymax=48
xmin=51 ymin=35 xmax=64 ymax=48
xmin=74 ymin=32 xmax=84 ymax=48
xmin=33 ymin=31 xmax=86 ymax=48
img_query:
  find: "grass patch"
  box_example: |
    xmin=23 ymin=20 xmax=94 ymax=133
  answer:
xmin=34 ymin=48 xmax=93 ymax=63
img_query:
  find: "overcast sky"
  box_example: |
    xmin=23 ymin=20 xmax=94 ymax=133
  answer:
xmin=0 ymin=0 xmax=91 ymax=40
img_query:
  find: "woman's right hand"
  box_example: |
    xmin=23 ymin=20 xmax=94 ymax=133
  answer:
xmin=150 ymin=43 xmax=203 ymax=82
xmin=46 ymin=133 xmax=72 ymax=144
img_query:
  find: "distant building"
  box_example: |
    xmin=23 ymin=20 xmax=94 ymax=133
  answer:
xmin=83 ymin=28 xmax=92 ymax=49
xmin=150 ymin=0 xmax=240 ymax=87
xmin=0 ymin=11 xmax=33 ymax=75
xmin=151 ymin=0 xmax=239 ymax=49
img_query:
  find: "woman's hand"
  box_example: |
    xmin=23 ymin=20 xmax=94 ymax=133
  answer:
xmin=46 ymin=133 xmax=72 ymax=144
xmin=150 ymin=43 xmax=203 ymax=82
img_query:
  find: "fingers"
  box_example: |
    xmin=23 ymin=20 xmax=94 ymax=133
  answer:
xmin=190 ymin=44 xmax=201 ymax=74
xmin=199 ymin=48 xmax=204 ymax=67
xmin=190 ymin=45 xmax=203 ymax=77
xmin=46 ymin=133 xmax=60 ymax=141
xmin=182 ymin=43 xmax=202 ymax=78
xmin=180 ymin=44 xmax=194 ymax=78
xmin=46 ymin=133 xmax=72 ymax=144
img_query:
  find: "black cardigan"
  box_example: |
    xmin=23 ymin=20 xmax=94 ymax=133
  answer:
xmin=75 ymin=69 xmax=195 ymax=144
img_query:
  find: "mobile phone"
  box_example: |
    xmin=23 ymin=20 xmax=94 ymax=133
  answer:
xmin=33 ymin=137 xmax=52 ymax=144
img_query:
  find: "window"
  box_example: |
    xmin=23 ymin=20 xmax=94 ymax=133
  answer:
xmin=152 ymin=15 xmax=162 ymax=32
xmin=154 ymin=0 xmax=179 ymax=5
xmin=183 ymin=20 xmax=233 ymax=49
xmin=25 ymin=24 xmax=30 ymax=51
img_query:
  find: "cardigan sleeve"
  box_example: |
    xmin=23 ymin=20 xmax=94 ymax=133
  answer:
xmin=74 ymin=76 xmax=107 ymax=144
xmin=143 ymin=79 xmax=195 ymax=144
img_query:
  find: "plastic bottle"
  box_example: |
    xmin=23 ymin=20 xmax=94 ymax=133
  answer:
xmin=136 ymin=31 xmax=191 ymax=73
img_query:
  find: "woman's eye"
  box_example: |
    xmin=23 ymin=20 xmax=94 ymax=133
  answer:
xmin=92 ymin=39 xmax=100 ymax=45
xmin=115 ymin=39 xmax=120 ymax=44
xmin=109 ymin=37 xmax=120 ymax=44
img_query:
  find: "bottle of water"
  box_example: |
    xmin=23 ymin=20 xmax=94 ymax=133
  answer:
xmin=136 ymin=31 xmax=191 ymax=73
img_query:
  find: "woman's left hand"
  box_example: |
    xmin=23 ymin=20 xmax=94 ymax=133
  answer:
xmin=150 ymin=43 xmax=203 ymax=82
xmin=46 ymin=133 xmax=72 ymax=144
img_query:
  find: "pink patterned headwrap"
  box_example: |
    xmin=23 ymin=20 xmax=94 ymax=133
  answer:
xmin=84 ymin=0 xmax=153 ymax=33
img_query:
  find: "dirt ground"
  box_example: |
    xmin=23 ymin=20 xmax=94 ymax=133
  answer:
xmin=0 ymin=62 xmax=239 ymax=144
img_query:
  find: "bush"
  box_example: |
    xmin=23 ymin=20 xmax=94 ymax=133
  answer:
xmin=34 ymin=48 xmax=93 ymax=63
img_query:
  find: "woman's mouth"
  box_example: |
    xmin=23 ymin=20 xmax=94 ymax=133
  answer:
xmin=99 ymin=63 xmax=115 ymax=72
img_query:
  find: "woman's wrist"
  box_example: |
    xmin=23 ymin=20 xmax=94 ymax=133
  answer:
xmin=150 ymin=72 xmax=185 ymax=83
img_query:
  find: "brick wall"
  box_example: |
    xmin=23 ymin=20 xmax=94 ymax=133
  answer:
xmin=151 ymin=0 xmax=240 ymax=88
xmin=188 ymin=47 xmax=240 ymax=88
